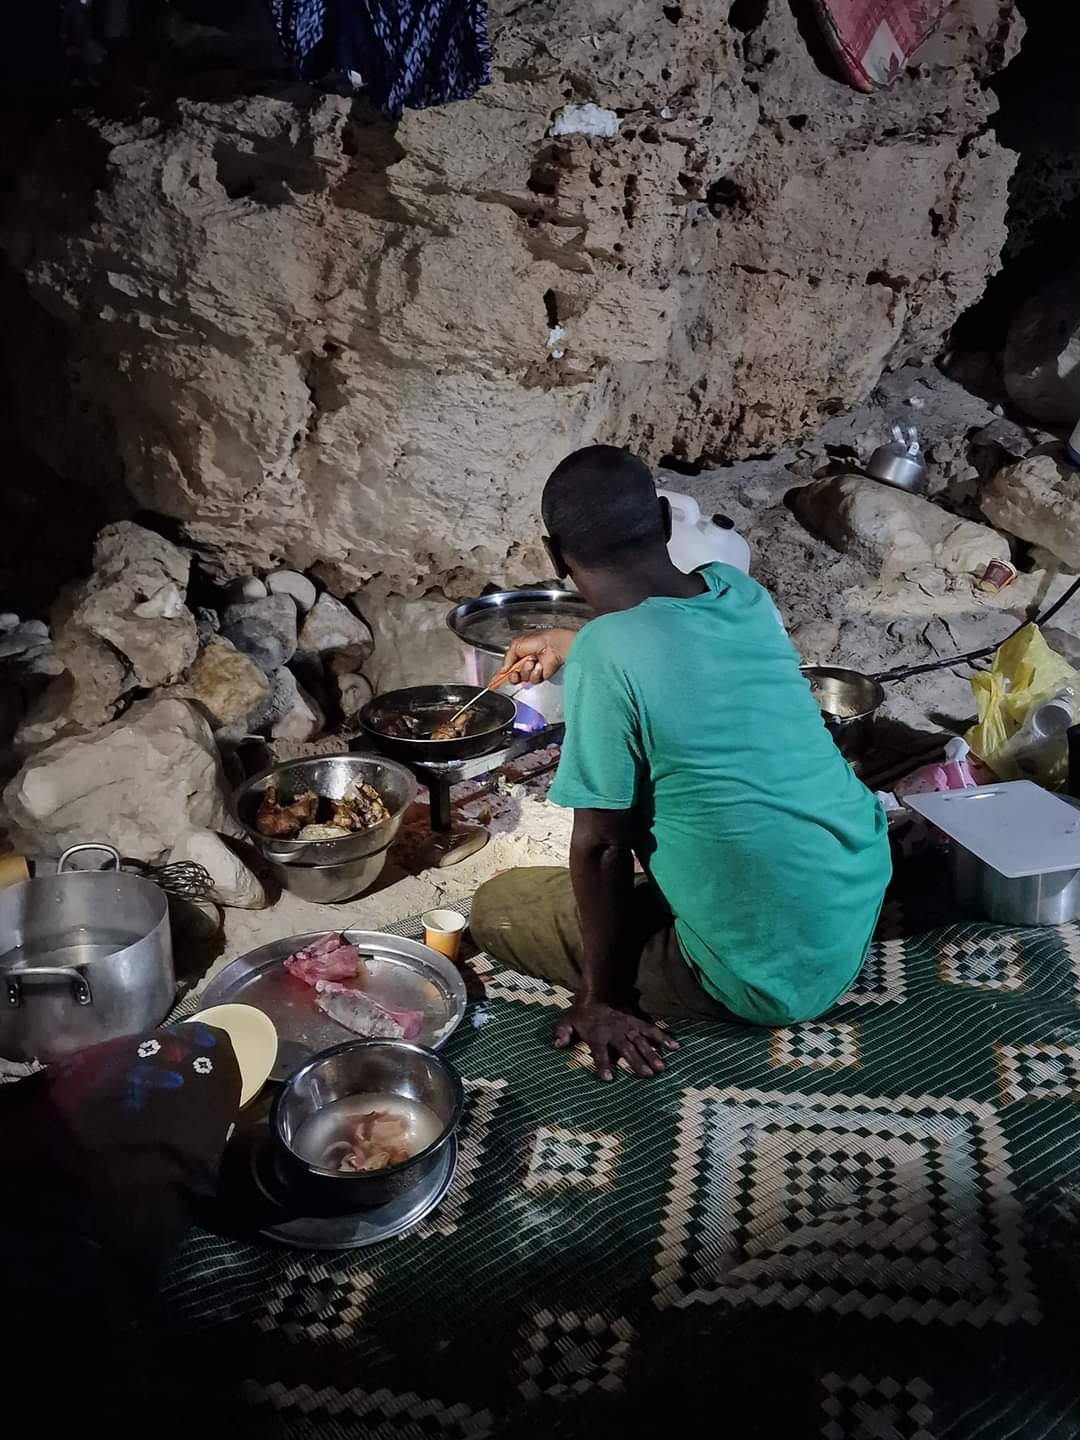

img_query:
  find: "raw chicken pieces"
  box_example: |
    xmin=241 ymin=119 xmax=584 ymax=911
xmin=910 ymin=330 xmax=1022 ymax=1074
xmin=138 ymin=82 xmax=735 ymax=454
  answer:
xmin=338 ymin=1110 xmax=412 ymax=1172
xmin=315 ymin=981 xmax=423 ymax=1041
xmin=284 ymin=933 xmax=365 ymax=986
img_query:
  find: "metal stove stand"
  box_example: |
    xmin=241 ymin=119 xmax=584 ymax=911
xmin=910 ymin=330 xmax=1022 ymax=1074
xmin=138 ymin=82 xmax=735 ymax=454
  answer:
xmin=407 ymin=724 xmax=563 ymax=865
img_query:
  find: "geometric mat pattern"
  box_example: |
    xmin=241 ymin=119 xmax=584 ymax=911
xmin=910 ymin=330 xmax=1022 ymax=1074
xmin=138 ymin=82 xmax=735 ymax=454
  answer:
xmin=160 ymin=889 xmax=1080 ymax=1438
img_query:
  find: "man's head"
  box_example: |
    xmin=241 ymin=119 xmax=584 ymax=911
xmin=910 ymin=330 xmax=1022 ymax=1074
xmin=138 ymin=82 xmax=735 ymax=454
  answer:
xmin=541 ymin=446 xmax=670 ymax=593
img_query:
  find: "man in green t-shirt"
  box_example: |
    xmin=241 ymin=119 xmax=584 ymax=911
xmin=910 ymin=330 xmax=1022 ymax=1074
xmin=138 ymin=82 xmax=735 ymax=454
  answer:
xmin=470 ymin=446 xmax=891 ymax=1082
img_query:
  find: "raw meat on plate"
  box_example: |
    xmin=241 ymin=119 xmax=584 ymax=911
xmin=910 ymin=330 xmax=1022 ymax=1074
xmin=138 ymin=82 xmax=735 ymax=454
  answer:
xmin=315 ymin=980 xmax=423 ymax=1041
xmin=284 ymin=933 xmax=365 ymax=986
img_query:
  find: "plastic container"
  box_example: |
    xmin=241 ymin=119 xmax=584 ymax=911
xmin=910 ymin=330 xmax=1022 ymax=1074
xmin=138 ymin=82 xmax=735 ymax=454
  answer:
xmin=661 ymin=488 xmax=750 ymax=574
xmin=1004 ymin=687 xmax=1075 ymax=784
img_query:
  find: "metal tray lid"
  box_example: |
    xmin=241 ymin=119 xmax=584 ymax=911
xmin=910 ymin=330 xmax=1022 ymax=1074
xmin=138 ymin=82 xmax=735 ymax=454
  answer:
xmin=904 ymin=781 xmax=1080 ymax=878
xmin=446 ymin=587 xmax=593 ymax=656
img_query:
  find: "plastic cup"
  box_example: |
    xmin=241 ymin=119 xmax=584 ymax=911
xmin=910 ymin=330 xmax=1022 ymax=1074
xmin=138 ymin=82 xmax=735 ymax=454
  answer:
xmin=422 ymin=908 xmax=467 ymax=962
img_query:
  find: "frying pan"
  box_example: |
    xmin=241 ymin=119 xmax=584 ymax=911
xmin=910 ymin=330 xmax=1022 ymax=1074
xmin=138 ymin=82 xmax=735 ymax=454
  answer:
xmin=359 ymin=684 xmax=517 ymax=763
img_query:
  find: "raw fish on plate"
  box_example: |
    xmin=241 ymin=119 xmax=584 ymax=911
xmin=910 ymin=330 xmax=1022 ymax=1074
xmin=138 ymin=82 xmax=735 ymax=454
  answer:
xmin=315 ymin=980 xmax=423 ymax=1040
xmin=284 ymin=933 xmax=365 ymax=986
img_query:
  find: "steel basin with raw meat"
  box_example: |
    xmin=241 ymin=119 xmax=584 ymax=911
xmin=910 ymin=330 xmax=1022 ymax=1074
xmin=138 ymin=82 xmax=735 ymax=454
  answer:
xmin=272 ymin=1040 xmax=464 ymax=1209
xmin=0 ymin=844 xmax=173 ymax=1061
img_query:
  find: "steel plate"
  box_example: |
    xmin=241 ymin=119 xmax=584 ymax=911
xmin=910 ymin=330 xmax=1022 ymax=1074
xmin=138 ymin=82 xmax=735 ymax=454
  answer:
xmin=196 ymin=930 xmax=467 ymax=1080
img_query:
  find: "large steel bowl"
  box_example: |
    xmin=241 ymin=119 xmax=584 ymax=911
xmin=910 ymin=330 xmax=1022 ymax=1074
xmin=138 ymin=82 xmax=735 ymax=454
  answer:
xmin=271 ymin=1040 xmax=464 ymax=1210
xmin=232 ymin=753 xmax=417 ymax=868
xmin=801 ymin=665 xmax=885 ymax=761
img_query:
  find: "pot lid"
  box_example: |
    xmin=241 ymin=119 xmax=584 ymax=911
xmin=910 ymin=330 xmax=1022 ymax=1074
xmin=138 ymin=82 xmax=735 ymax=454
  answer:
xmin=446 ymin=587 xmax=593 ymax=656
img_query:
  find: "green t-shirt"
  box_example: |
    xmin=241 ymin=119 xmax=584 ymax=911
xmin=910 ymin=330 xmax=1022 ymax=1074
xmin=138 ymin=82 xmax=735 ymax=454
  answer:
xmin=547 ymin=563 xmax=891 ymax=1024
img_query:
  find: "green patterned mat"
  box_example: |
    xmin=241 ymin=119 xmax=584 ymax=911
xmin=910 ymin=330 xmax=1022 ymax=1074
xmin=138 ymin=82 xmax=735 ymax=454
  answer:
xmin=159 ymin=891 xmax=1080 ymax=1439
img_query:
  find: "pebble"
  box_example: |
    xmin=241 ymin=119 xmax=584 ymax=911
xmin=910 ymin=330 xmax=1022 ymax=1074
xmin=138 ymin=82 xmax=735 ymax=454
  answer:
xmin=221 ymin=594 xmax=298 ymax=673
xmin=266 ymin=569 xmax=317 ymax=613
xmin=298 ymin=593 xmax=373 ymax=659
xmin=271 ymin=670 xmax=325 ymax=741
xmin=230 ymin=575 xmax=268 ymax=602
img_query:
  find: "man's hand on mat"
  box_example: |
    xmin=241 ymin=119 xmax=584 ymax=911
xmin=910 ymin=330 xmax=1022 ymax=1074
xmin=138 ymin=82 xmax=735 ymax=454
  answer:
xmin=500 ymin=629 xmax=576 ymax=687
xmin=554 ymin=1000 xmax=678 ymax=1081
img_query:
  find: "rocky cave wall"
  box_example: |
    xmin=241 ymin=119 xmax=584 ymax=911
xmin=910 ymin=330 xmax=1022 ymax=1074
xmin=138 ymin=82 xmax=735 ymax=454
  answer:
xmin=1 ymin=0 xmax=1021 ymax=684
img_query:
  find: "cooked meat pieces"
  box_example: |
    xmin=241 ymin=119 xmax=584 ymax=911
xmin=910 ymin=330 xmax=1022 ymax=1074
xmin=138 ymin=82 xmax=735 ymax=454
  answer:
xmin=255 ymin=779 xmax=391 ymax=840
xmin=315 ymin=980 xmax=422 ymax=1039
xmin=284 ymin=934 xmax=366 ymax=985
xmin=429 ymin=713 xmax=470 ymax=741
xmin=380 ymin=712 xmax=423 ymax=739
xmin=255 ymin=787 xmax=319 ymax=837
xmin=338 ymin=1110 xmax=411 ymax=1172
xmin=331 ymin=781 xmax=390 ymax=831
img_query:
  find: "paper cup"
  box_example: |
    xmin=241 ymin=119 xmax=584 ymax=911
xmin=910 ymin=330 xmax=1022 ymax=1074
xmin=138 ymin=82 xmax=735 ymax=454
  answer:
xmin=423 ymin=908 xmax=467 ymax=962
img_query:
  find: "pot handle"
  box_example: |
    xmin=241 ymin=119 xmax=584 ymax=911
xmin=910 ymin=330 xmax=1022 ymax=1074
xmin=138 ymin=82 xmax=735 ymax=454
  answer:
xmin=4 ymin=968 xmax=92 ymax=1008
xmin=57 ymin=843 xmax=121 ymax=875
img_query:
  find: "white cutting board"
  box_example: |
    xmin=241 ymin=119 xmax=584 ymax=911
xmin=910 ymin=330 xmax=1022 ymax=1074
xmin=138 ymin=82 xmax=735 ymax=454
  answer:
xmin=905 ymin=781 xmax=1080 ymax=879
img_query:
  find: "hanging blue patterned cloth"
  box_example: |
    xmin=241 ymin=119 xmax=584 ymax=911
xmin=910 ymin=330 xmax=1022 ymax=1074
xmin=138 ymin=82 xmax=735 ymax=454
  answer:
xmin=267 ymin=0 xmax=491 ymax=113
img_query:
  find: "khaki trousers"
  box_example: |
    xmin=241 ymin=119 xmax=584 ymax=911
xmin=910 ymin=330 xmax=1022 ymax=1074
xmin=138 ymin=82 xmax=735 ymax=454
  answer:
xmin=469 ymin=866 xmax=733 ymax=1021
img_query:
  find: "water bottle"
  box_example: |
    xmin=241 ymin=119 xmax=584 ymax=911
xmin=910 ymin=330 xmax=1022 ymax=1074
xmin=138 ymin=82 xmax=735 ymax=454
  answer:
xmin=660 ymin=488 xmax=751 ymax=574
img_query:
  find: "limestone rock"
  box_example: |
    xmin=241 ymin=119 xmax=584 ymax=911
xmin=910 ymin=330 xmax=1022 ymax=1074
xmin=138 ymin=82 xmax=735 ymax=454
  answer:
xmin=194 ymin=606 xmax=221 ymax=646
xmin=168 ymin=828 xmax=266 ymax=909
xmin=230 ymin=575 xmax=268 ymax=602
xmin=790 ymin=474 xmax=1010 ymax=582
xmin=1004 ymin=266 xmax=1080 ymax=424
xmin=267 ymin=569 xmax=317 ymax=612
xmin=270 ymin=668 xmax=325 ymax=741
xmin=0 ymin=620 xmax=49 ymax=660
xmin=0 ymin=1 xmax=1022 ymax=632
xmin=297 ymin=593 xmax=372 ymax=660
xmin=336 ymin=671 xmax=373 ymax=718
xmin=221 ymin=593 xmax=297 ymax=673
xmin=189 ymin=639 xmax=270 ymax=727
xmin=369 ymin=591 xmax=466 ymax=693
xmin=788 ymin=620 xmax=841 ymax=666
xmin=19 ymin=631 xmax=128 ymax=742
xmin=93 ymin=522 xmax=191 ymax=588
xmin=243 ymin=665 xmax=303 ymax=734
xmin=982 ymin=450 xmax=1080 ymax=569
xmin=61 ymin=520 xmax=197 ymax=692
xmin=4 ymin=697 xmax=233 ymax=863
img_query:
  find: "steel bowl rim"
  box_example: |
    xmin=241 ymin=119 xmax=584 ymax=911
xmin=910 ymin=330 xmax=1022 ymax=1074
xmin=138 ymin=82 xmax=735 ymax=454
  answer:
xmin=800 ymin=664 xmax=885 ymax=722
xmin=232 ymin=752 xmax=417 ymax=862
xmin=358 ymin=684 xmax=517 ymax=752
xmin=271 ymin=1038 xmax=465 ymax=1181
xmin=446 ymin=588 xmax=592 ymax=658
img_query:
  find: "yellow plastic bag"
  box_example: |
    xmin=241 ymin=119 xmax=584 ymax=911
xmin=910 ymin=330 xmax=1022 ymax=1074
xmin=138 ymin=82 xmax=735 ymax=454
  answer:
xmin=966 ymin=624 xmax=1080 ymax=787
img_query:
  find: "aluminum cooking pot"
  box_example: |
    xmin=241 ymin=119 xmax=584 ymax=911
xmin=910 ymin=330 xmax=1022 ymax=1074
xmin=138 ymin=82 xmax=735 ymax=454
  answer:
xmin=0 ymin=844 xmax=174 ymax=1062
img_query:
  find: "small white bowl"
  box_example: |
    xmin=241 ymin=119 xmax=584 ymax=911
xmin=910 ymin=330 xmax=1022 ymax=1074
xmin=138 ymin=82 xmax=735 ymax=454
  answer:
xmin=184 ymin=1003 xmax=278 ymax=1107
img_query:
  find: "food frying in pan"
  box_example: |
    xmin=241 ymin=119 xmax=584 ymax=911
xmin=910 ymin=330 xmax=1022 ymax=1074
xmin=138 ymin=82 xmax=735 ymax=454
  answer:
xmin=379 ymin=707 xmax=484 ymax=742
xmin=254 ymin=782 xmax=391 ymax=840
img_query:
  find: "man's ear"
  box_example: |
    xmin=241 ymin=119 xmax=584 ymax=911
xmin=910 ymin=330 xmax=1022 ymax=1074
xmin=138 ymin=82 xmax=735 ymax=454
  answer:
xmin=543 ymin=534 xmax=569 ymax=580
xmin=658 ymin=494 xmax=672 ymax=543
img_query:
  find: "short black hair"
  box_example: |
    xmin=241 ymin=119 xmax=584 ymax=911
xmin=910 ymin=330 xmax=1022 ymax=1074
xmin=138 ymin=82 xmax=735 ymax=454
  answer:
xmin=541 ymin=445 xmax=663 ymax=562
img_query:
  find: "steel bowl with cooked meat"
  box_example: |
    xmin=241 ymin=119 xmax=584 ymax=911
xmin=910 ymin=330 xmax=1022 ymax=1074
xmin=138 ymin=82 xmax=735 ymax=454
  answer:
xmin=233 ymin=754 xmax=417 ymax=870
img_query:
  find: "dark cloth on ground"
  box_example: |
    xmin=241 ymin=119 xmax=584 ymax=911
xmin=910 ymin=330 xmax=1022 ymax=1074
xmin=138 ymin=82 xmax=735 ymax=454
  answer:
xmin=470 ymin=865 xmax=736 ymax=1021
xmin=0 ymin=1013 xmax=240 ymax=1393
xmin=267 ymin=0 xmax=492 ymax=112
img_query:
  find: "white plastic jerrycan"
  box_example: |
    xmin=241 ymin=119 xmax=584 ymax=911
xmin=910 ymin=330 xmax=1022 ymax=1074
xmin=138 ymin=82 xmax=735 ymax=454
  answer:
xmin=660 ymin=487 xmax=750 ymax=574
